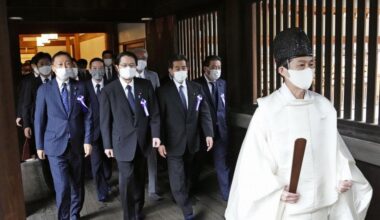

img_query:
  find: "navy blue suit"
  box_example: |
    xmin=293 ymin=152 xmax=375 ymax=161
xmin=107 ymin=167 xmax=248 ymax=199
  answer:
xmin=193 ymin=76 xmax=231 ymax=201
xmin=34 ymin=79 xmax=92 ymax=220
xmin=84 ymin=79 xmax=112 ymax=201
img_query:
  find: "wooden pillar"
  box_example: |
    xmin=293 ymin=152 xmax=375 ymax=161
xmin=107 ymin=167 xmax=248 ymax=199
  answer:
xmin=0 ymin=0 xmax=26 ymax=219
xmin=65 ymin=36 xmax=71 ymax=55
xmin=224 ymin=0 xmax=253 ymax=112
xmin=73 ymin=33 xmax=81 ymax=59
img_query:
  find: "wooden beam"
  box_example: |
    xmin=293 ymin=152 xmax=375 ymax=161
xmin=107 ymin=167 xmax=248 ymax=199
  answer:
xmin=19 ymin=40 xmax=67 ymax=48
xmin=78 ymin=33 xmax=105 ymax=42
xmin=0 ymin=0 xmax=26 ymax=219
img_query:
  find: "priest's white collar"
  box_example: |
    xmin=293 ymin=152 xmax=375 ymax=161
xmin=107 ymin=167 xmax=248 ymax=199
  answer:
xmin=279 ymin=83 xmax=313 ymax=106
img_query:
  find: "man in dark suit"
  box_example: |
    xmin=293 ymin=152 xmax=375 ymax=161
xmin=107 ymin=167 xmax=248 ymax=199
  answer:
xmin=133 ymin=48 xmax=162 ymax=201
xmin=22 ymin=52 xmax=54 ymax=190
xmin=157 ymin=54 xmax=214 ymax=220
xmin=77 ymin=59 xmax=91 ymax=81
xmin=84 ymin=58 xmax=112 ymax=202
xmin=102 ymin=50 xmax=118 ymax=82
xmin=100 ymin=51 xmax=160 ymax=220
xmin=193 ymin=55 xmax=231 ymax=201
xmin=34 ymin=51 xmax=93 ymax=220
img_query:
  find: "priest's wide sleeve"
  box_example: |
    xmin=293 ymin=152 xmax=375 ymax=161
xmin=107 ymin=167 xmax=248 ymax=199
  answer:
xmin=225 ymin=107 xmax=285 ymax=220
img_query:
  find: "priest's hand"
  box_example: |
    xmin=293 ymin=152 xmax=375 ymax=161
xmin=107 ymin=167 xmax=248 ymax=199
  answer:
xmin=158 ymin=145 xmax=167 ymax=158
xmin=338 ymin=180 xmax=353 ymax=193
xmin=206 ymin=137 xmax=213 ymax=152
xmin=104 ymin=149 xmax=114 ymax=158
xmin=281 ymin=186 xmax=300 ymax=204
xmin=152 ymin=138 xmax=161 ymax=148
xmin=37 ymin=149 xmax=46 ymax=160
xmin=84 ymin=144 xmax=92 ymax=157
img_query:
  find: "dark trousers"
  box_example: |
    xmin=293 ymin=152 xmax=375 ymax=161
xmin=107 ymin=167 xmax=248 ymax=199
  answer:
xmin=91 ymin=140 xmax=112 ymax=201
xmin=117 ymin=147 xmax=146 ymax=220
xmin=48 ymin=144 xmax=83 ymax=220
xmin=167 ymin=149 xmax=194 ymax=216
xmin=192 ymin=136 xmax=231 ymax=201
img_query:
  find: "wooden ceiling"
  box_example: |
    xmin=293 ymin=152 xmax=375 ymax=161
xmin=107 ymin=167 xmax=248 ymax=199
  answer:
xmin=6 ymin=0 xmax=220 ymax=22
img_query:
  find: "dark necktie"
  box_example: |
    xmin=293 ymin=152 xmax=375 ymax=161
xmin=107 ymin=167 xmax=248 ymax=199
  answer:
xmin=210 ymin=82 xmax=218 ymax=107
xmin=96 ymin=84 xmax=101 ymax=100
xmin=61 ymin=83 xmax=70 ymax=114
xmin=179 ymin=85 xmax=187 ymax=110
xmin=126 ymin=85 xmax=136 ymax=113
xmin=107 ymin=67 xmax=111 ymax=80
xmin=44 ymin=78 xmax=49 ymax=83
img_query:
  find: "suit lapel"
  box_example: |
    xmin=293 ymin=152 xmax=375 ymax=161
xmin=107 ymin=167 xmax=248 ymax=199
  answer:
xmin=134 ymin=80 xmax=143 ymax=115
xmin=116 ymin=80 xmax=134 ymax=116
xmin=169 ymin=81 xmax=186 ymax=116
xmin=187 ymin=81 xmax=196 ymax=114
xmin=51 ymin=79 xmax=67 ymax=116
xmin=201 ymin=77 xmax=216 ymax=110
xmin=69 ymin=81 xmax=77 ymax=117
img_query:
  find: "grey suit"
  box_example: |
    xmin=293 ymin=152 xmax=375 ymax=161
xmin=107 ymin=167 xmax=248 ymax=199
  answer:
xmin=138 ymin=69 xmax=160 ymax=196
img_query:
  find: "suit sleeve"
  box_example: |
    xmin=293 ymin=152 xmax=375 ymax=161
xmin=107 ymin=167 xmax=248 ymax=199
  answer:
xmin=147 ymin=83 xmax=160 ymax=138
xmin=157 ymin=88 xmax=166 ymax=145
xmin=34 ymin=85 xmax=47 ymax=150
xmin=199 ymin=88 xmax=214 ymax=137
xmin=83 ymin=86 xmax=93 ymax=144
xmin=21 ymin=79 xmax=34 ymax=128
xmin=16 ymin=78 xmax=28 ymax=118
xmin=153 ymin=72 xmax=160 ymax=88
xmin=99 ymin=89 xmax=112 ymax=149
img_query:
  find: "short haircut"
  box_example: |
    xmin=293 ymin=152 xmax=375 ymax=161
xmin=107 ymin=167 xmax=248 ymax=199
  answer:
xmin=168 ymin=54 xmax=188 ymax=68
xmin=202 ymin=55 xmax=222 ymax=67
xmin=31 ymin=52 xmax=51 ymax=65
xmin=132 ymin=48 xmax=148 ymax=57
xmin=102 ymin=50 xmax=114 ymax=57
xmin=89 ymin=57 xmax=105 ymax=67
xmin=77 ymin=59 xmax=88 ymax=68
xmin=52 ymin=51 xmax=72 ymax=63
xmin=115 ymin=51 xmax=138 ymax=65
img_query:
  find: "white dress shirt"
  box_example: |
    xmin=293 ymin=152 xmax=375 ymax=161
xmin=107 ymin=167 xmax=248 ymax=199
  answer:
xmin=56 ymin=78 xmax=70 ymax=93
xmin=119 ymin=78 xmax=135 ymax=99
xmin=173 ymin=80 xmax=188 ymax=107
xmin=92 ymin=79 xmax=104 ymax=92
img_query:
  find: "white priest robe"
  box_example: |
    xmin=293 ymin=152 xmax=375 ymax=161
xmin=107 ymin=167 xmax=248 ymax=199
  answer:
xmin=225 ymin=85 xmax=372 ymax=220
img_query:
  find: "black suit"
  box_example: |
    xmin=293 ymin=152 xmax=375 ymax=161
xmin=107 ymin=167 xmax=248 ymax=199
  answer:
xmin=157 ymin=80 xmax=213 ymax=217
xmin=84 ymin=79 xmax=112 ymax=201
xmin=103 ymin=65 xmax=118 ymax=82
xmin=193 ymin=76 xmax=231 ymax=200
xmin=100 ymin=78 xmax=160 ymax=220
xmin=21 ymin=76 xmax=54 ymax=191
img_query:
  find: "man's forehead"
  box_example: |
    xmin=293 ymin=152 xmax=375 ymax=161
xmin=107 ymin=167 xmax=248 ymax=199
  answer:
xmin=291 ymin=56 xmax=314 ymax=62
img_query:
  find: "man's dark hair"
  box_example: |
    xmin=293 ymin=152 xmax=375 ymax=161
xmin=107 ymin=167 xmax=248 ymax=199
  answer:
xmin=77 ymin=59 xmax=88 ymax=68
xmin=89 ymin=57 xmax=105 ymax=67
xmin=102 ymin=50 xmax=114 ymax=58
xmin=115 ymin=51 xmax=138 ymax=65
xmin=31 ymin=52 xmax=51 ymax=65
xmin=203 ymin=55 xmax=222 ymax=67
xmin=52 ymin=51 xmax=72 ymax=63
xmin=168 ymin=54 xmax=188 ymax=68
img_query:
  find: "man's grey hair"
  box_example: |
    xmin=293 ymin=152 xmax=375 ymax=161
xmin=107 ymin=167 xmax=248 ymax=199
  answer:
xmin=132 ymin=48 xmax=148 ymax=58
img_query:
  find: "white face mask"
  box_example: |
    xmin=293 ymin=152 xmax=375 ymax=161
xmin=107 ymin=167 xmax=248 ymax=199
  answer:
xmin=287 ymin=68 xmax=314 ymax=90
xmin=208 ymin=69 xmax=221 ymax=81
xmin=71 ymin=67 xmax=78 ymax=78
xmin=137 ymin=60 xmax=147 ymax=71
xmin=104 ymin=58 xmax=113 ymax=66
xmin=38 ymin=65 xmax=52 ymax=76
xmin=173 ymin=70 xmax=188 ymax=84
xmin=119 ymin=66 xmax=137 ymax=80
xmin=55 ymin=68 xmax=70 ymax=81
xmin=90 ymin=69 xmax=105 ymax=80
